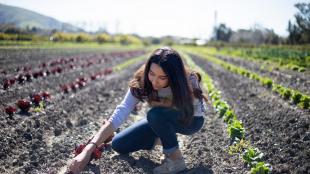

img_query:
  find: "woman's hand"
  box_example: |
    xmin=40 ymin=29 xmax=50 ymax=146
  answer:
xmin=65 ymin=119 xmax=115 ymax=173
xmin=66 ymin=145 xmax=94 ymax=174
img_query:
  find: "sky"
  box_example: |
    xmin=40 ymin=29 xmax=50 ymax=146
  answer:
xmin=0 ymin=0 xmax=305 ymax=39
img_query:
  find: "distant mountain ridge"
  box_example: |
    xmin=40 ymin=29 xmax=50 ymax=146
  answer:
xmin=0 ymin=3 xmax=83 ymax=32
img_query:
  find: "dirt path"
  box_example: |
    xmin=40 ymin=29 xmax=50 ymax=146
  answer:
xmin=191 ymin=54 xmax=310 ymax=174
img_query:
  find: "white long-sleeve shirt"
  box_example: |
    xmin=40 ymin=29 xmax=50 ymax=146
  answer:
xmin=108 ymin=86 xmax=206 ymax=129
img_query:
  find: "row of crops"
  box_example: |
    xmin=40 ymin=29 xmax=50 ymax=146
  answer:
xmin=201 ymin=46 xmax=310 ymax=72
xmin=183 ymin=53 xmax=271 ymax=174
xmin=188 ymin=51 xmax=310 ymax=110
xmin=1 ymin=50 xmax=147 ymax=120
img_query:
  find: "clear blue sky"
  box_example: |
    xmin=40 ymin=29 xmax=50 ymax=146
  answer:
xmin=0 ymin=0 xmax=304 ymax=39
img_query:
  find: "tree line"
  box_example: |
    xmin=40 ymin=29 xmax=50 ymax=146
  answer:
xmin=212 ymin=2 xmax=310 ymax=45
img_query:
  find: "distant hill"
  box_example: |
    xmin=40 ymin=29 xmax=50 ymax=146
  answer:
xmin=0 ymin=3 xmax=83 ymax=32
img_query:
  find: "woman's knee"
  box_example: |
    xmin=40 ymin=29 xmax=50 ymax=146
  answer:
xmin=146 ymin=107 xmax=166 ymax=124
xmin=111 ymin=136 xmax=128 ymax=154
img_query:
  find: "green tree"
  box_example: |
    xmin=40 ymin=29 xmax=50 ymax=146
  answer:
xmin=214 ymin=23 xmax=232 ymax=42
xmin=287 ymin=2 xmax=310 ymax=44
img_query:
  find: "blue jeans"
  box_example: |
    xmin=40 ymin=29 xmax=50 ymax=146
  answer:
xmin=111 ymin=106 xmax=204 ymax=155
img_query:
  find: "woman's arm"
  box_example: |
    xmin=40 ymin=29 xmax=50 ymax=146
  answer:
xmin=87 ymin=120 xmax=115 ymax=150
xmin=108 ymin=88 xmax=140 ymax=129
xmin=78 ymin=120 xmax=115 ymax=155
xmin=67 ymin=89 xmax=139 ymax=173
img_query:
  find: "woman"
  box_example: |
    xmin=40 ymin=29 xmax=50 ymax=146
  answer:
xmin=67 ymin=47 xmax=207 ymax=174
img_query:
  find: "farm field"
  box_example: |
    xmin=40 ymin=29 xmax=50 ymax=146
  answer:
xmin=0 ymin=45 xmax=309 ymax=174
xmin=182 ymin=45 xmax=310 ymax=173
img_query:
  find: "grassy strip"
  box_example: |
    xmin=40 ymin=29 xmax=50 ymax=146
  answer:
xmin=182 ymin=53 xmax=271 ymax=174
xmin=183 ymin=48 xmax=310 ymax=110
xmin=112 ymin=53 xmax=149 ymax=72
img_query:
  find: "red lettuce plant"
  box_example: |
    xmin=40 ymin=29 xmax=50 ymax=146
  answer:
xmin=16 ymin=99 xmax=32 ymax=112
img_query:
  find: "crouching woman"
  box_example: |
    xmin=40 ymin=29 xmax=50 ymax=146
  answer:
xmin=67 ymin=47 xmax=207 ymax=174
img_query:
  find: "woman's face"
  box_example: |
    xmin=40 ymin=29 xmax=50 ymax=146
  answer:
xmin=148 ymin=63 xmax=169 ymax=90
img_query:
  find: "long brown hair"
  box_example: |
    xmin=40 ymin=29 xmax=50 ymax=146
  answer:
xmin=129 ymin=47 xmax=206 ymax=125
